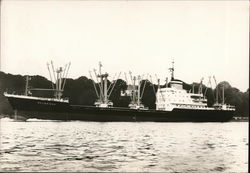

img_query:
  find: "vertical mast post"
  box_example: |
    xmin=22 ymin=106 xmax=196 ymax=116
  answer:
xmin=216 ymin=86 xmax=218 ymax=104
xmin=62 ymin=62 xmax=71 ymax=90
xmin=222 ymin=84 xmax=225 ymax=104
xmin=56 ymin=69 xmax=59 ymax=99
xmin=132 ymin=76 xmax=136 ymax=104
xmin=129 ymin=71 xmax=133 ymax=83
xmin=50 ymin=61 xmax=57 ymax=83
xmin=55 ymin=67 xmax=63 ymax=100
xmin=94 ymin=68 xmax=104 ymax=101
xmin=213 ymin=76 xmax=218 ymax=104
xmin=61 ymin=64 xmax=67 ymax=89
xmin=59 ymin=68 xmax=62 ymax=92
xmin=24 ymin=75 xmax=29 ymax=96
xmin=172 ymin=60 xmax=174 ymax=80
xmin=157 ymin=79 xmax=160 ymax=91
xmin=199 ymin=78 xmax=203 ymax=101
xmin=99 ymin=62 xmax=104 ymax=102
xmin=137 ymin=75 xmax=141 ymax=107
xmin=169 ymin=59 xmax=175 ymax=80
xmin=104 ymin=73 xmax=108 ymax=103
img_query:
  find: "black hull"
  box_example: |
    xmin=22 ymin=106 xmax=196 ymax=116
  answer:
xmin=6 ymin=96 xmax=235 ymax=122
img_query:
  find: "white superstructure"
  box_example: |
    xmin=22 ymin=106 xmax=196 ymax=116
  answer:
xmin=156 ymin=80 xmax=210 ymax=111
xmin=156 ymin=61 xmax=235 ymax=112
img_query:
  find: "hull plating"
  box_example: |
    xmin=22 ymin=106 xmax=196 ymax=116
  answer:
xmin=6 ymin=96 xmax=235 ymax=122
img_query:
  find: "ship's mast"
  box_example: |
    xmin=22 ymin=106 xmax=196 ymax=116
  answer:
xmin=157 ymin=79 xmax=160 ymax=91
xmin=212 ymin=76 xmax=228 ymax=107
xmin=132 ymin=76 xmax=136 ymax=105
xmin=169 ymin=60 xmax=175 ymax=80
xmin=127 ymin=71 xmax=136 ymax=105
xmin=192 ymin=83 xmax=195 ymax=93
xmin=127 ymin=73 xmax=147 ymax=109
xmin=137 ymin=76 xmax=141 ymax=107
xmin=91 ymin=62 xmax=121 ymax=107
xmin=104 ymin=73 xmax=108 ymax=103
xmin=99 ymin=62 xmax=104 ymax=102
xmin=198 ymin=77 xmax=204 ymax=101
xmin=213 ymin=76 xmax=219 ymax=104
xmin=127 ymin=71 xmax=136 ymax=107
xmin=24 ymin=75 xmax=31 ymax=96
xmin=222 ymin=84 xmax=225 ymax=104
xmin=198 ymin=78 xmax=204 ymax=94
xmin=47 ymin=61 xmax=71 ymax=100
xmin=97 ymin=62 xmax=110 ymax=104
xmin=55 ymin=67 xmax=63 ymax=99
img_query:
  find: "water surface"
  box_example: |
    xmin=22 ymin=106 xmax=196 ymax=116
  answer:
xmin=0 ymin=118 xmax=248 ymax=172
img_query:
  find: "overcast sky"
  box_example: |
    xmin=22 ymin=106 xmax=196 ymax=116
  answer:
xmin=1 ymin=1 xmax=249 ymax=91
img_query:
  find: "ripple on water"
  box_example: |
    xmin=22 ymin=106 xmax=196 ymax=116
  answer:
xmin=0 ymin=121 xmax=248 ymax=172
xmin=210 ymin=166 xmax=227 ymax=172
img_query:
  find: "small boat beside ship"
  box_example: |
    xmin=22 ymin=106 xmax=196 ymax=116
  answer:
xmin=4 ymin=61 xmax=235 ymax=122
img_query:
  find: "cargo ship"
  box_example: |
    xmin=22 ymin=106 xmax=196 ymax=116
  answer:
xmin=4 ymin=61 xmax=235 ymax=122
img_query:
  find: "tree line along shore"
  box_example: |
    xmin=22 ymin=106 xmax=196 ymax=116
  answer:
xmin=0 ymin=71 xmax=248 ymax=117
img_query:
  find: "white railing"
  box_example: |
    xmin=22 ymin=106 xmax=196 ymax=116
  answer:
xmin=3 ymin=93 xmax=69 ymax=103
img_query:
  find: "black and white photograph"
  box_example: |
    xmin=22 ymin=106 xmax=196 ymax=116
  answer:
xmin=0 ymin=0 xmax=249 ymax=172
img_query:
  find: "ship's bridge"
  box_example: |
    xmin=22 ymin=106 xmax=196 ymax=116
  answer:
xmin=168 ymin=79 xmax=183 ymax=90
xmin=156 ymin=79 xmax=209 ymax=111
